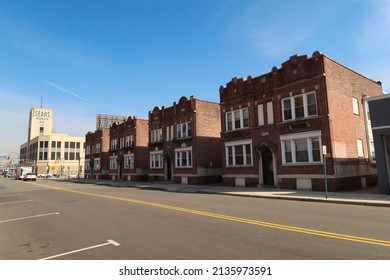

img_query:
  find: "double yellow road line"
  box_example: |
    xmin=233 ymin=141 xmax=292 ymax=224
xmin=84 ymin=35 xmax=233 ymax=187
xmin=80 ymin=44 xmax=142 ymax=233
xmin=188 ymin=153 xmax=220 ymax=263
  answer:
xmin=33 ymin=182 xmax=390 ymax=248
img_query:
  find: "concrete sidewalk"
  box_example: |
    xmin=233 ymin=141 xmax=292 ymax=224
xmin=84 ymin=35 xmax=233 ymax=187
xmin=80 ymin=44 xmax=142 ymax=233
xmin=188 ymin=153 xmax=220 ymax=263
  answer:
xmin=66 ymin=178 xmax=390 ymax=207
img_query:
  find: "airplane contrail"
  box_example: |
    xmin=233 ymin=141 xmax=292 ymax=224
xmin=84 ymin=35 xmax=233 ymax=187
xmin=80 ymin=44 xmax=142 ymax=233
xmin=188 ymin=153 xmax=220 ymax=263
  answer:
xmin=43 ymin=79 xmax=86 ymax=101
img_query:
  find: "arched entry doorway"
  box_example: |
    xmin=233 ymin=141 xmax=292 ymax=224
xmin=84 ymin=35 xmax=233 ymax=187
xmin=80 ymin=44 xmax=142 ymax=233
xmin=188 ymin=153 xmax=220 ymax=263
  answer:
xmin=256 ymin=142 xmax=278 ymax=187
xmin=164 ymin=153 xmax=173 ymax=181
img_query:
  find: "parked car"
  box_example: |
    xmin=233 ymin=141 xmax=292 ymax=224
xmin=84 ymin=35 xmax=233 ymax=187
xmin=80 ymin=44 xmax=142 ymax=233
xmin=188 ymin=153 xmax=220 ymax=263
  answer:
xmin=23 ymin=173 xmax=37 ymax=181
xmin=6 ymin=172 xmax=16 ymax=179
xmin=37 ymin=173 xmax=52 ymax=178
xmin=69 ymin=173 xmax=79 ymax=178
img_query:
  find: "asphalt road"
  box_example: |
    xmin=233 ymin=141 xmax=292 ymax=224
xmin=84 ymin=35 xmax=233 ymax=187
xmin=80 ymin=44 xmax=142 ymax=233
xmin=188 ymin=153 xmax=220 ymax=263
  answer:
xmin=1 ymin=177 xmax=390 ymax=260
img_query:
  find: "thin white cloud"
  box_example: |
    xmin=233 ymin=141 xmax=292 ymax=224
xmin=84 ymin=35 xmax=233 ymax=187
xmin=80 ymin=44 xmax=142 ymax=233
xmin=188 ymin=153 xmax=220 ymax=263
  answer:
xmin=43 ymin=80 xmax=86 ymax=101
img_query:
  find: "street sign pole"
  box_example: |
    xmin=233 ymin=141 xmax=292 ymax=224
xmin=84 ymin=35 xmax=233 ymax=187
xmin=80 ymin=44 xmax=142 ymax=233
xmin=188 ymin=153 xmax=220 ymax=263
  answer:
xmin=323 ymin=145 xmax=328 ymax=199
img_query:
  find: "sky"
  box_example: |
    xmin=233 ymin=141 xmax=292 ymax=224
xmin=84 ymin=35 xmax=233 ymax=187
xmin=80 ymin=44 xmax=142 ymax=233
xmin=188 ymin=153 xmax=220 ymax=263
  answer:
xmin=1 ymin=0 xmax=389 ymax=156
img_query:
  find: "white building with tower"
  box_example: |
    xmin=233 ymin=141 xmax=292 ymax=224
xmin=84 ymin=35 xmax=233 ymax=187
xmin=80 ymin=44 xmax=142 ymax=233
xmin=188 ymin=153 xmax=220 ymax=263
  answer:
xmin=19 ymin=107 xmax=85 ymax=176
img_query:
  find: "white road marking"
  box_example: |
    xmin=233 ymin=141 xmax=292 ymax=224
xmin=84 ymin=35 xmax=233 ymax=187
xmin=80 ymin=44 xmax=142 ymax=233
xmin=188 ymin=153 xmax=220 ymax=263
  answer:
xmin=0 ymin=212 xmax=60 ymax=223
xmin=0 ymin=199 xmax=33 ymax=205
xmin=39 ymin=239 xmax=121 ymax=260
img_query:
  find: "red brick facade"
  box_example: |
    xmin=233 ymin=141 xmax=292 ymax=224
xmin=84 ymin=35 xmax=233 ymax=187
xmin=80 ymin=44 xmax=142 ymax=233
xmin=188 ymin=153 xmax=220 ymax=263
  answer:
xmin=220 ymin=51 xmax=383 ymax=191
xmin=108 ymin=117 xmax=149 ymax=181
xmin=148 ymin=96 xmax=222 ymax=184
xmin=85 ymin=129 xmax=110 ymax=179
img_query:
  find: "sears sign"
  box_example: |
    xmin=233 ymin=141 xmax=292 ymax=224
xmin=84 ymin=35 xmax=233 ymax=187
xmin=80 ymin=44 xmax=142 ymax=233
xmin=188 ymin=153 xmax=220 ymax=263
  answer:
xmin=34 ymin=110 xmax=51 ymax=121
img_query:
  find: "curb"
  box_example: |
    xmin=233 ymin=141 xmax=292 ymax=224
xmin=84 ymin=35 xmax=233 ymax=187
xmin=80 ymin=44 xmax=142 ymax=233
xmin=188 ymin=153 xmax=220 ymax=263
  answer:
xmin=194 ymin=190 xmax=390 ymax=207
xmin=64 ymin=179 xmax=390 ymax=208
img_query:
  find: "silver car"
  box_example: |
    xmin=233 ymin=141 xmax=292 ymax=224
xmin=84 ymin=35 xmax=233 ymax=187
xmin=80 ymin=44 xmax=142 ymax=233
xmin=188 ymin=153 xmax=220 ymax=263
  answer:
xmin=23 ymin=173 xmax=37 ymax=181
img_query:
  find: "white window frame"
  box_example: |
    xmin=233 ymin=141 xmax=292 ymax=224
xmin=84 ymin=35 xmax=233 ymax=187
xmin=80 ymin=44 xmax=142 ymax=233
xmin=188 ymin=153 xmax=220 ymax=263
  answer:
xmin=177 ymin=121 xmax=192 ymax=139
xmin=110 ymin=139 xmax=118 ymax=150
xmin=225 ymin=139 xmax=253 ymax=167
xmin=124 ymin=154 xmax=134 ymax=169
xmin=86 ymin=145 xmax=91 ymax=155
xmin=267 ymin=102 xmax=274 ymax=124
xmin=363 ymin=98 xmax=375 ymax=162
xmin=109 ymin=156 xmax=117 ymax=170
xmin=352 ymin=97 xmax=360 ymax=115
xmin=150 ymin=151 xmax=163 ymax=169
xmin=357 ymin=139 xmax=364 ymax=158
xmin=175 ymin=147 xmax=192 ymax=168
xmin=225 ymin=108 xmax=249 ymax=131
xmin=282 ymin=91 xmax=317 ymax=122
xmin=85 ymin=160 xmax=90 ymax=171
xmin=151 ymin=129 xmax=162 ymax=143
xmin=94 ymin=158 xmax=101 ymax=170
xmin=166 ymin=126 xmax=170 ymax=142
xmin=125 ymin=135 xmax=134 ymax=148
xmin=95 ymin=143 xmax=101 ymax=154
xmin=280 ymin=131 xmax=323 ymax=165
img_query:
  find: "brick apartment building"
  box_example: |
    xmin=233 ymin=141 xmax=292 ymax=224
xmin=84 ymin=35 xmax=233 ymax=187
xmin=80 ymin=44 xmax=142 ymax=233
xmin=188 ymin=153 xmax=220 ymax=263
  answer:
xmin=108 ymin=116 xmax=149 ymax=181
xmin=148 ymin=96 xmax=222 ymax=184
xmin=219 ymin=51 xmax=383 ymax=191
xmin=85 ymin=129 xmax=110 ymax=179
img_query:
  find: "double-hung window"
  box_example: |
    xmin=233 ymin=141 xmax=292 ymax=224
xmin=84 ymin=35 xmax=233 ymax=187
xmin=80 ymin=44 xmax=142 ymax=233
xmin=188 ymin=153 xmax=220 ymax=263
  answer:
xmin=150 ymin=151 xmax=163 ymax=168
xmin=125 ymin=135 xmax=134 ymax=147
xmin=225 ymin=140 xmax=252 ymax=167
xmin=124 ymin=154 xmax=134 ymax=169
xmin=226 ymin=108 xmax=249 ymax=131
xmin=110 ymin=139 xmax=118 ymax=150
xmin=177 ymin=122 xmax=192 ymax=139
xmin=95 ymin=143 xmax=101 ymax=153
xmin=280 ymin=131 xmax=322 ymax=164
xmin=110 ymin=156 xmax=117 ymax=170
xmin=151 ymin=129 xmax=162 ymax=144
xmin=282 ymin=92 xmax=317 ymax=121
xmin=166 ymin=125 xmax=174 ymax=141
xmin=94 ymin=158 xmax=101 ymax=170
xmin=175 ymin=147 xmax=192 ymax=168
xmin=85 ymin=160 xmax=90 ymax=171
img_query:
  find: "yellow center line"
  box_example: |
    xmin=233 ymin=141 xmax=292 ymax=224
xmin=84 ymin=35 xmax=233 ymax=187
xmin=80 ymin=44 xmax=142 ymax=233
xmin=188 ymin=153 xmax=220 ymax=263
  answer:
xmin=32 ymin=182 xmax=390 ymax=248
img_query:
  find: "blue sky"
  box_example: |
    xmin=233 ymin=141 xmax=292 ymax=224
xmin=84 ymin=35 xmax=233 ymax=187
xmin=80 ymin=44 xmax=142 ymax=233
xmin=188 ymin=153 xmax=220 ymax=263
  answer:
xmin=1 ymin=0 xmax=389 ymax=155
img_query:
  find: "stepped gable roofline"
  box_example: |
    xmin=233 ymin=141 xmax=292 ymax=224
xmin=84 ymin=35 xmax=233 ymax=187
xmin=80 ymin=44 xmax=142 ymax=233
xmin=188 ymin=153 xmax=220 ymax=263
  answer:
xmin=271 ymin=51 xmax=322 ymax=73
xmin=148 ymin=106 xmax=162 ymax=120
xmin=124 ymin=115 xmax=147 ymax=128
xmin=86 ymin=128 xmax=109 ymax=136
xmin=220 ymin=51 xmax=325 ymax=94
xmin=148 ymin=96 xmax=197 ymax=121
xmin=85 ymin=128 xmax=109 ymax=141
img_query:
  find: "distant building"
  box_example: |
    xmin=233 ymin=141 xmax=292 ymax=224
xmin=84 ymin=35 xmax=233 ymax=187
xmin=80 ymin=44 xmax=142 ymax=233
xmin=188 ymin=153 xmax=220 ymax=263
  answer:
xmin=84 ymin=129 xmax=110 ymax=179
xmin=96 ymin=114 xmax=127 ymax=130
xmin=20 ymin=107 xmax=85 ymax=176
xmin=219 ymin=51 xmax=383 ymax=191
xmin=148 ymin=96 xmax=222 ymax=184
xmin=368 ymin=94 xmax=390 ymax=194
xmin=108 ymin=116 xmax=149 ymax=181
